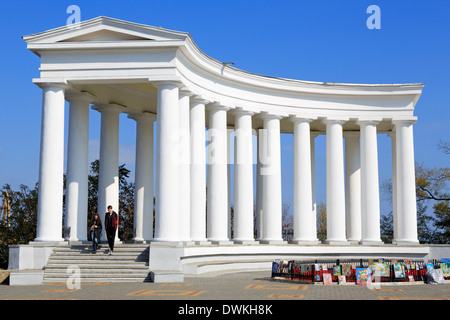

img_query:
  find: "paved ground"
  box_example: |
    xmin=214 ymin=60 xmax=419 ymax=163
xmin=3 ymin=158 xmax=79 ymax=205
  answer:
xmin=1 ymin=271 xmax=449 ymax=302
xmin=1 ymin=271 xmax=449 ymax=318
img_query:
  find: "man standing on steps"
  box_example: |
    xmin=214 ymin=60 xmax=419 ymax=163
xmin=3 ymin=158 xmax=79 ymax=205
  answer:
xmin=104 ymin=205 xmax=118 ymax=255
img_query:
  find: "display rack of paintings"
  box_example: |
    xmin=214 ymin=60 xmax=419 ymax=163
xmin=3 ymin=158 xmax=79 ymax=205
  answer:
xmin=271 ymin=258 xmax=447 ymax=284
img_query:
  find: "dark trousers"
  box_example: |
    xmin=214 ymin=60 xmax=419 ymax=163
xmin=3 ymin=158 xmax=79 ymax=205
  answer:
xmin=106 ymin=228 xmax=116 ymax=251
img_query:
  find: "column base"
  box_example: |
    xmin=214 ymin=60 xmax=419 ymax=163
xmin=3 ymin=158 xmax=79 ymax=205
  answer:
xmin=209 ymin=240 xmax=234 ymax=245
xmin=323 ymin=240 xmax=350 ymax=245
xmin=289 ymin=239 xmax=320 ymax=245
xmin=233 ymin=239 xmax=257 ymax=245
xmin=193 ymin=240 xmax=212 ymax=245
xmin=151 ymin=240 xmax=185 ymax=246
xmin=359 ymin=240 xmax=384 ymax=245
xmin=259 ymin=239 xmax=287 ymax=245
xmin=392 ymin=240 xmax=420 ymax=246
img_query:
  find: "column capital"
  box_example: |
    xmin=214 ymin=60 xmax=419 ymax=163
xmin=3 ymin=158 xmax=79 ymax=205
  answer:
xmin=65 ymin=90 xmax=95 ymax=103
xmin=206 ymin=101 xmax=230 ymax=111
xmin=33 ymin=80 xmax=69 ymax=91
xmin=259 ymin=112 xmax=283 ymax=120
xmin=92 ymin=102 xmax=126 ymax=114
xmin=321 ymin=117 xmax=348 ymax=125
xmin=152 ymin=80 xmax=184 ymax=89
xmin=289 ymin=115 xmax=317 ymax=123
xmin=190 ymin=95 xmax=212 ymax=105
xmin=127 ymin=111 xmax=157 ymax=122
xmin=179 ymin=89 xmax=195 ymax=98
xmin=356 ymin=118 xmax=382 ymax=126
xmin=230 ymin=107 xmax=255 ymax=116
xmin=392 ymin=117 xmax=417 ymax=125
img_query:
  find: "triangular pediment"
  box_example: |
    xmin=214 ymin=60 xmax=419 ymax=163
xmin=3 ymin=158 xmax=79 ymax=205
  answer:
xmin=23 ymin=16 xmax=189 ymax=44
xmin=60 ymin=29 xmax=151 ymax=42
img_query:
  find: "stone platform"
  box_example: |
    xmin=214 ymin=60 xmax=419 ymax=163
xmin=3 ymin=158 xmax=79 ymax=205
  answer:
xmin=8 ymin=242 xmax=450 ymax=284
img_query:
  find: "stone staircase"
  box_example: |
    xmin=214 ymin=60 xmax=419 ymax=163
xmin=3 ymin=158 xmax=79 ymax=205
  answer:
xmin=43 ymin=243 xmax=151 ymax=283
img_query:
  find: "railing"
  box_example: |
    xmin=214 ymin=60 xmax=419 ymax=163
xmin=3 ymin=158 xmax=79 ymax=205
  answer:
xmin=272 ymin=258 xmax=450 ymax=284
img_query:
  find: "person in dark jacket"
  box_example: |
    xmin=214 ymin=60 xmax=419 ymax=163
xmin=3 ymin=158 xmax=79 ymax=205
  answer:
xmin=104 ymin=205 xmax=118 ymax=255
xmin=89 ymin=213 xmax=102 ymax=253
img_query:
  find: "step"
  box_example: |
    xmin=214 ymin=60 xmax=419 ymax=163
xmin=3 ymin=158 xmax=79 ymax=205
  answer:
xmin=43 ymin=244 xmax=152 ymax=283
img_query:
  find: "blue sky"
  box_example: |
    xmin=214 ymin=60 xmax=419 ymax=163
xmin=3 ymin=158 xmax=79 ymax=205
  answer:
xmin=0 ymin=0 xmax=448 ymax=216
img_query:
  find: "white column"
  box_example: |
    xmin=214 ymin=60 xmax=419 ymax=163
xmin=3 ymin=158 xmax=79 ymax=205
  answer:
xmin=357 ymin=120 xmax=383 ymax=244
xmin=65 ymin=93 xmax=90 ymax=242
xmin=128 ymin=112 xmax=156 ymax=242
xmin=255 ymin=129 xmax=264 ymax=240
xmin=323 ymin=119 xmax=348 ymax=245
xmin=190 ymin=96 xmax=209 ymax=243
xmin=344 ymin=132 xmax=361 ymax=243
xmin=291 ymin=117 xmax=318 ymax=244
xmin=206 ymin=103 xmax=231 ymax=244
xmin=388 ymin=131 xmax=399 ymax=243
xmin=35 ymin=84 xmax=66 ymax=242
xmin=393 ymin=119 xmax=419 ymax=245
xmin=179 ymin=89 xmax=193 ymax=242
xmin=233 ymin=109 xmax=255 ymax=244
xmin=259 ymin=114 xmax=284 ymax=244
xmin=154 ymin=81 xmax=182 ymax=242
xmin=94 ymin=104 xmax=123 ymax=242
xmin=310 ymin=132 xmax=318 ymax=240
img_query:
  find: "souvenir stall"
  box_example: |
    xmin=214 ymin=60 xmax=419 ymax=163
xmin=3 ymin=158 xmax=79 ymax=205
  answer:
xmin=272 ymin=258 xmax=450 ymax=285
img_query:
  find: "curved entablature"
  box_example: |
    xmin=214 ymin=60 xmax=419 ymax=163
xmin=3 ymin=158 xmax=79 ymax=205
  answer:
xmin=24 ymin=16 xmax=424 ymax=132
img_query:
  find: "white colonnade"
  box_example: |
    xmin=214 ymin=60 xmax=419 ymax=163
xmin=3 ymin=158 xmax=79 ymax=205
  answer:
xmin=33 ymin=80 xmax=420 ymax=246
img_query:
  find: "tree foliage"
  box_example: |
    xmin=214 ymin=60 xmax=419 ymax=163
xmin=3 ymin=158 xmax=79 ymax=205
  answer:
xmin=0 ymin=160 xmax=136 ymax=269
xmin=0 ymin=184 xmax=38 ymax=269
xmin=381 ymin=141 xmax=450 ymax=244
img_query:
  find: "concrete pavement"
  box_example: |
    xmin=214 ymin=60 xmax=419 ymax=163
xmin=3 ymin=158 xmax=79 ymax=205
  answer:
xmin=1 ymin=271 xmax=449 ymax=301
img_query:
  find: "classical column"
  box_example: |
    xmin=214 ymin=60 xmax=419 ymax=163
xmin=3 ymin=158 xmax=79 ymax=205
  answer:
xmin=35 ymin=84 xmax=66 ymax=242
xmin=344 ymin=131 xmax=361 ymax=243
xmin=154 ymin=81 xmax=182 ymax=242
xmin=357 ymin=120 xmax=383 ymax=244
xmin=323 ymin=119 xmax=348 ymax=245
xmin=190 ymin=96 xmax=209 ymax=243
xmin=255 ymin=129 xmax=264 ymax=241
xmin=291 ymin=117 xmax=318 ymax=244
xmin=310 ymin=132 xmax=319 ymax=240
xmin=93 ymin=103 xmax=123 ymax=242
xmin=233 ymin=109 xmax=255 ymax=244
xmin=206 ymin=103 xmax=231 ymax=244
xmin=388 ymin=131 xmax=399 ymax=243
xmin=393 ymin=119 xmax=419 ymax=245
xmin=128 ymin=112 xmax=156 ymax=243
xmin=65 ymin=92 xmax=91 ymax=242
xmin=259 ymin=114 xmax=284 ymax=244
xmin=179 ymin=89 xmax=193 ymax=242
